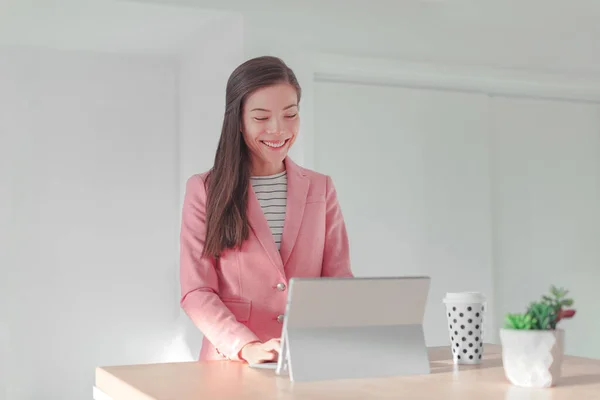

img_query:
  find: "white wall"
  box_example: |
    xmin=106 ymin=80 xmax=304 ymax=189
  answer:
xmin=0 ymin=48 xmax=180 ymax=399
xmin=0 ymin=4 xmax=244 ymax=398
xmin=313 ymin=81 xmax=495 ymax=346
xmin=0 ymin=64 xmax=13 ymax=397
xmin=176 ymin=14 xmax=244 ymax=360
xmin=490 ymin=97 xmax=600 ymax=358
xmin=178 ymin=15 xmax=244 ymax=193
xmin=311 ymin=71 xmax=600 ymax=356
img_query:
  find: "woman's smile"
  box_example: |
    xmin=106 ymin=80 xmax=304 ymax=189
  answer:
xmin=261 ymin=138 xmax=290 ymax=149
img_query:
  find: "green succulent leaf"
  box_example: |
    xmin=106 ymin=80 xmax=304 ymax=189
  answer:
xmin=530 ymin=302 xmax=558 ymax=329
xmin=505 ymin=285 xmax=576 ymax=330
xmin=505 ymin=313 xmax=535 ymax=330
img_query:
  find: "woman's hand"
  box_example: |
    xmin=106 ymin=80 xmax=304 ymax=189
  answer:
xmin=239 ymin=339 xmax=280 ymax=364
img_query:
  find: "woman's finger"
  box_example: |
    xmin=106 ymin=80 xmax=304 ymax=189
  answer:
xmin=262 ymin=340 xmax=281 ymax=353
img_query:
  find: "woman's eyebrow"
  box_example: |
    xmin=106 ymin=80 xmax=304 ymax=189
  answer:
xmin=250 ymin=104 xmax=297 ymax=112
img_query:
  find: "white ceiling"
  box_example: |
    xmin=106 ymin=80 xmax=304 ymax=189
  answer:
xmin=1 ymin=0 xmax=599 ymax=73
xmin=133 ymin=0 xmax=600 ymax=75
xmin=0 ymin=0 xmax=230 ymax=55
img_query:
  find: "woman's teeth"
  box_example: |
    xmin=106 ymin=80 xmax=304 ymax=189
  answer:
xmin=262 ymin=140 xmax=286 ymax=148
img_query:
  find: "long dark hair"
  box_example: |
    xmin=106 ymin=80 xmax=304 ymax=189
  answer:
xmin=202 ymin=56 xmax=302 ymax=258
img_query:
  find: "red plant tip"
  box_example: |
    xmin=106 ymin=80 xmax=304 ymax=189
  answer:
xmin=557 ymin=309 xmax=576 ymax=320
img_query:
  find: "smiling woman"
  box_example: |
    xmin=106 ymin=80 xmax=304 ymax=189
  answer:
xmin=179 ymin=56 xmax=354 ymax=366
xmin=242 ymin=83 xmax=300 ymax=176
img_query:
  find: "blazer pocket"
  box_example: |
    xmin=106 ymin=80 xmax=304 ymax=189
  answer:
xmin=306 ymin=194 xmax=326 ymax=204
xmin=222 ymin=298 xmax=251 ymax=322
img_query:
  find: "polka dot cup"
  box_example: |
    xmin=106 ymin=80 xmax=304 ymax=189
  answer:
xmin=443 ymin=292 xmax=486 ymax=365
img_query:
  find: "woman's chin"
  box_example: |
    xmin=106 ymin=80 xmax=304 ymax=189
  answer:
xmin=261 ymin=145 xmax=291 ymax=161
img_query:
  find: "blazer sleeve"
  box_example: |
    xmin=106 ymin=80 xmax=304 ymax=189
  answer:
xmin=179 ymin=174 xmax=260 ymax=361
xmin=321 ymin=175 xmax=354 ymax=277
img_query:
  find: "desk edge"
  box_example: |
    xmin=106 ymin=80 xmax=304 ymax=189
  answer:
xmin=95 ymin=366 xmax=155 ymax=400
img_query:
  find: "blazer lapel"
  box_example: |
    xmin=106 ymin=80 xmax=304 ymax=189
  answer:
xmin=279 ymin=157 xmax=309 ymax=267
xmin=247 ymin=185 xmax=284 ymax=273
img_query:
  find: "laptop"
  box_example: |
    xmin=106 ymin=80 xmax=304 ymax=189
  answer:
xmin=250 ymin=276 xmax=431 ymax=381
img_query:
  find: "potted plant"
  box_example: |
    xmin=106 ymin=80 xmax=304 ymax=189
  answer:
xmin=499 ymin=285 xmax=576 ymax=388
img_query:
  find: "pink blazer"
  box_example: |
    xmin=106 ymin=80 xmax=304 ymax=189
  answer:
xmin=179 ymin=157 xmax=353 ymax=361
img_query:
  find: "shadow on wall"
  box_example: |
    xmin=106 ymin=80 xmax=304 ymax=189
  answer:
xmin=171 ymin=310 xmax=203 ymax=362
xmin=0 ymin=324 xmax=6 ymax=400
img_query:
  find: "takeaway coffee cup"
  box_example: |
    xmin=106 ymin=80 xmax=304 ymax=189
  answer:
xmin=443 ymin=292 xmax=486 ymax=364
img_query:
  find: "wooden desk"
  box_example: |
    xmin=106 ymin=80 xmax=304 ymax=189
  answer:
xmin=95 ymin=344 xmax=600 ymax=399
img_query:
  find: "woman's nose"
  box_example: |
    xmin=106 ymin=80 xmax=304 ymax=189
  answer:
xmin=266 ymin=118 xmax=283 ymax=135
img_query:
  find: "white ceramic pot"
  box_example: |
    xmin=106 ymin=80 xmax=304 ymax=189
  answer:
xmin=499 ymin=328 xmax=565 ymax=388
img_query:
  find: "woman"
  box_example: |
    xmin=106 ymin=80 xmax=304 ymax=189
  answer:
xmin=179 ymin=56 xmax=353 ymax=365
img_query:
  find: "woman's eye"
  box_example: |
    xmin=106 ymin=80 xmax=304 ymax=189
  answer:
xmin=254 ymin=117 xmax=268 ymax=121
xmin=286 ymin=114 xmax=297 ymax=118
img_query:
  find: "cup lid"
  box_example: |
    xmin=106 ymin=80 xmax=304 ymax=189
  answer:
xmin=443 ymin=292 xmax=486 ymax=304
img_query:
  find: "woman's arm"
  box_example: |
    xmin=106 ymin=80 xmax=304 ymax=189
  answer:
xmin=321 ymin=175 xmax=354 ymax=278
xmin=179 ymin=174 xmax=260 ymax=360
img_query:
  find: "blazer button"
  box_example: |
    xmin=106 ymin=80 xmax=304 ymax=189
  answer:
xmin=276 ymin=283 xmax=286 ymax=291
xmin=277 ymin=314 xmax=284 ymax=323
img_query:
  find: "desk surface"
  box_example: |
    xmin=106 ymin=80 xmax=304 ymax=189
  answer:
xmin=95 ymin=344 xmax=600 ymax=400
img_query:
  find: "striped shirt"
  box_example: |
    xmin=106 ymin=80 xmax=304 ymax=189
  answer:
xmin=250 ymin=170 xmax=287 ymax=250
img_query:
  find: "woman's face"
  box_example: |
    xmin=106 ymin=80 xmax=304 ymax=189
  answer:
xmin=241 ymin=83 xmax=299 ymax=175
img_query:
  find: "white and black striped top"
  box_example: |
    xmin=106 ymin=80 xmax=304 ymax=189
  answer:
xmin=250 ymin=170 xmax=287 ymax=250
